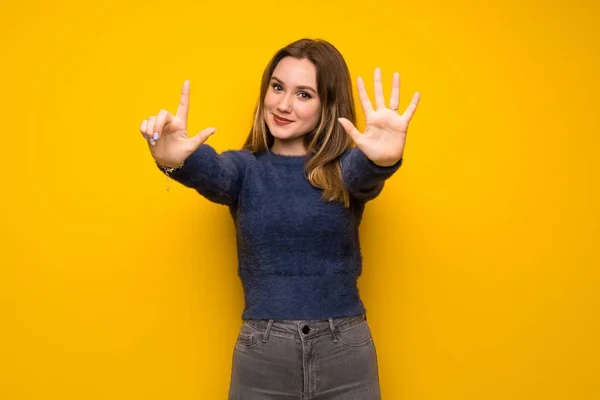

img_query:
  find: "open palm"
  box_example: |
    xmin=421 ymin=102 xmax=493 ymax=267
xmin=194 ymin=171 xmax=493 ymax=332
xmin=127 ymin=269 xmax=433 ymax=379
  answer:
xmin=338 ymin=68 xmax=420 ymax=167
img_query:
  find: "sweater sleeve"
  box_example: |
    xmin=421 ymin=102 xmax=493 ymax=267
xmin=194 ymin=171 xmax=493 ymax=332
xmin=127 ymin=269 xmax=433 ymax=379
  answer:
xmin=340 ymin=147 xmax=403 ymax=202
xmin=155 ymin=144 xmax=249 ymax=206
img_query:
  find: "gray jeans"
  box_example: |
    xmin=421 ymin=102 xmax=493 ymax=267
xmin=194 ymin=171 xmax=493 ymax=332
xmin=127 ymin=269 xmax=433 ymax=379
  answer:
xmin=228 ymin=314 xmax=381 ymax=399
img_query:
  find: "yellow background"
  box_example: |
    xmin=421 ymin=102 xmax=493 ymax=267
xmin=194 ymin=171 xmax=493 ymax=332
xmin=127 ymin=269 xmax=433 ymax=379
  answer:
xmin=1 ymin=0 xmax=598 ymax=398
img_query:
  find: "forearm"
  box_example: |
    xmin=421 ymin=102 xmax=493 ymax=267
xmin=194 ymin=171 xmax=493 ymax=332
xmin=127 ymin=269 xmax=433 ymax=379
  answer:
xmin=156 ymin=144 xmax=245 ymax=205
xmin=341 ymin=147 xmax=403 ymax=201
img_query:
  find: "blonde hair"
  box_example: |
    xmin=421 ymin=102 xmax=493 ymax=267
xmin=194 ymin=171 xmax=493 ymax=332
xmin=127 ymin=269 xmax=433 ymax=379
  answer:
xmin=243 ymin=38 xmax=356 ymax=208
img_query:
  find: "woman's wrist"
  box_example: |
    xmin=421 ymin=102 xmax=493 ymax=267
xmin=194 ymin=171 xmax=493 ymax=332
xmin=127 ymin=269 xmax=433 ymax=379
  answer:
xmin=156 ymin=159 xmax=185 ymax=192
xmin=156 ymin=160 xmax=185 ymax=172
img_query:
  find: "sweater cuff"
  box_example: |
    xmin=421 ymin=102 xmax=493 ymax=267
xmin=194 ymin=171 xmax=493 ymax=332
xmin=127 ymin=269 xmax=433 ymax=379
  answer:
xmin=366 ymin=155 xmax=403 ymax=172
xmin=154 ymin=147 xmax=203 ymax=181
xmin=355 ymin=149 xmax=403 ymax=179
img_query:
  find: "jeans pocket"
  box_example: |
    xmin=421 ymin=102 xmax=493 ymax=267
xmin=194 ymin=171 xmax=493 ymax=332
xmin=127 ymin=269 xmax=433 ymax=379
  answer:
xmin=336 ymin=320 xmax=373 ymax=347
xmin=235 ymin=322 xmax=263 ymax=349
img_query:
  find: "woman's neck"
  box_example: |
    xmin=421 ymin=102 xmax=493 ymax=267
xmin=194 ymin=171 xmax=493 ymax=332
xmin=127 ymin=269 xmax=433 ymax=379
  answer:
xmin=271 ymin=138 xmax=307 ymax=156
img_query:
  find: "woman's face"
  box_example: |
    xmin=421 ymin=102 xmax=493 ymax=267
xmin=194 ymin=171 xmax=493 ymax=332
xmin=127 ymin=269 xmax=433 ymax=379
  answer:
xmin=264 ymin=57 xmax=321 ymax=149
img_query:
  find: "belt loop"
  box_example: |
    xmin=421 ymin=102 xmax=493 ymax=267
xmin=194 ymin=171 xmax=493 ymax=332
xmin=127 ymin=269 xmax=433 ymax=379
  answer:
xmin=328 ymin=318 xmax=339 ymax=343
xmin=261 ymin=319 xmax=274 ymax=342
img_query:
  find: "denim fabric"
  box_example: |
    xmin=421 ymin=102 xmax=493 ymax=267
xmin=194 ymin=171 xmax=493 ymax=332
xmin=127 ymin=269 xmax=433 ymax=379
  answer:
xmin=228 ymin=314 xmax=381 ymax=399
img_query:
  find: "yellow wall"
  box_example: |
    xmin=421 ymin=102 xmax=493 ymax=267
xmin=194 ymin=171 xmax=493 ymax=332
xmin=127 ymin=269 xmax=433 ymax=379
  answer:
xmin=1 ymin=0 xmax=598 ymax=398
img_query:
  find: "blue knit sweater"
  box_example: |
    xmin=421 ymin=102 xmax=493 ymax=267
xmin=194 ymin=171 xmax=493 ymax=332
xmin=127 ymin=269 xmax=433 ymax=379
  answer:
xmin=157 ymin=145 xmax=401 ymax=320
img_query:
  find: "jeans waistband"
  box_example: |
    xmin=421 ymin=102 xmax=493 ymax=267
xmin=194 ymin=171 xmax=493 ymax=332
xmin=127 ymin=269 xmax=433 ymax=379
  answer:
xmin=243 ymin=314 xmax=367 ymax=341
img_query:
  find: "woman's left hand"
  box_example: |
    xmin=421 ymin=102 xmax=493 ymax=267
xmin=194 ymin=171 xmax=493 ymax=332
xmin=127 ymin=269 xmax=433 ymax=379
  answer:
xmin=338 ymin=68 xmax=420 ymax=166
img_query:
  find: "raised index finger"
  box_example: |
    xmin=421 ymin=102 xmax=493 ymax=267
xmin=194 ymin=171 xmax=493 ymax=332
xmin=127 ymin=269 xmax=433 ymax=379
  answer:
xmin=357 ymin=76 xmax=374 ymax=115
xmin=176 ymin=80 xmax=190 ymax=124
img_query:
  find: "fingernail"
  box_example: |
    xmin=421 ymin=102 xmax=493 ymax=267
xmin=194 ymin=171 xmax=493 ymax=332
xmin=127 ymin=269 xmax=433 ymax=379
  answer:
xmin=153 ymin=132 xmax=159 ymax=140
xmin=150 ymin=139 xmax=156 ymax=146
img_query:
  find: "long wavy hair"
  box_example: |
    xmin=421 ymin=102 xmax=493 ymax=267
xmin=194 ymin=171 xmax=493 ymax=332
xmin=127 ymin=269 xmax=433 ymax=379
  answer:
xmin=242 ymin=38 xmax=356 ymax=208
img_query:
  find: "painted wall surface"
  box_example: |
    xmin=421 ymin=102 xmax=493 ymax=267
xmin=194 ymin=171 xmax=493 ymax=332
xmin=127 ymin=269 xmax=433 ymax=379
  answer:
xmin=1 ymin=1 xmax=598 ymax=398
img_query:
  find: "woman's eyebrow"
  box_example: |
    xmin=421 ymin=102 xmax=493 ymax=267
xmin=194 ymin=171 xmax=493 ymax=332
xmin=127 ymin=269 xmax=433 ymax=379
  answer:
xmin=270 ymin=76 xmax=317 ymax=94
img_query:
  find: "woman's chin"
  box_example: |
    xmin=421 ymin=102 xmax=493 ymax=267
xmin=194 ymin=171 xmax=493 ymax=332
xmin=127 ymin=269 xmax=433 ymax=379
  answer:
xmin=268 ymin=126 xmax=296 ymax=140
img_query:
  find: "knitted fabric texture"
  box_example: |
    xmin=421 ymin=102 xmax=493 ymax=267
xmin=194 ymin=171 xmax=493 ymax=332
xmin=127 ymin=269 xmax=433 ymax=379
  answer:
xmin=157 ymin=145 xmax=401 ymax=320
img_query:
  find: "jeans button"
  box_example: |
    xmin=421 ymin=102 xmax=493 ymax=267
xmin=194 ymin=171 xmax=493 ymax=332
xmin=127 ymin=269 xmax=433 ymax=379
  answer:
xmin=302 ymin=325 xmax=310 ymax=334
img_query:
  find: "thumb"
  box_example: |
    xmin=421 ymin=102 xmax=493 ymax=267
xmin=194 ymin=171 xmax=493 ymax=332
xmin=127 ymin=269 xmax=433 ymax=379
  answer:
xmin=191 ymin=127 xmax=217 ymax=148
xmin=337 ymin=118 xmax=362 ymax=145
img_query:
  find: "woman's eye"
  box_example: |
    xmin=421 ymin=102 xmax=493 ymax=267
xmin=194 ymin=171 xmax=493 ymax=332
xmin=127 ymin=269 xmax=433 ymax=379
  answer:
xmin=270 ymin=83 xmax=311 ymax=99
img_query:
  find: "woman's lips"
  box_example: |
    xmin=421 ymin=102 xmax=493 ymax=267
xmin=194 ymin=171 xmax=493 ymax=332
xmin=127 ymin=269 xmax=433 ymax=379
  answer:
xmin=273 ymin=114 xmax=293 ymax=126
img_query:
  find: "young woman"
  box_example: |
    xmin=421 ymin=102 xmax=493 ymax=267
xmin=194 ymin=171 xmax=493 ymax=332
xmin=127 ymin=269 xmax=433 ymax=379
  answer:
xmin=140 ymin=38 xmax=420 ymax=399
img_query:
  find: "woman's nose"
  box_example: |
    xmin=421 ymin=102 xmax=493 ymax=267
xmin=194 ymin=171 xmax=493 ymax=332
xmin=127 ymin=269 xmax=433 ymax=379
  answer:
xmin=277 ymin=95 xmax=293 ymax=113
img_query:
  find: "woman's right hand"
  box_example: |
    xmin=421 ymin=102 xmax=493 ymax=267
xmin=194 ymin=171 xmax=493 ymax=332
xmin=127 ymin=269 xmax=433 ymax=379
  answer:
xmin=140 ymin=80 xmax=217 ymax=168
